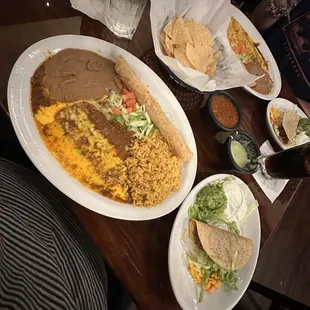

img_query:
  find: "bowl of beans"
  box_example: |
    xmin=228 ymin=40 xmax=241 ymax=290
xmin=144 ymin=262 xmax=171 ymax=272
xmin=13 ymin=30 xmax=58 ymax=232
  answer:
xmin=207 ymin=91 xmax=242 ymax=131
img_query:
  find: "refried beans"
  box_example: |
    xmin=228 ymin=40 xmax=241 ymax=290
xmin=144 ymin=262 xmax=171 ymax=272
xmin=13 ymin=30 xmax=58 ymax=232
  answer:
xmin=44 ymin=48 xmax=122 ymax=102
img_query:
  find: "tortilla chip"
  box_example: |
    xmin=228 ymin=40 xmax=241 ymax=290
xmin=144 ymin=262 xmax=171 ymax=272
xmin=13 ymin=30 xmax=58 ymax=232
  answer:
xmin=186 ymin=43 xmax=213 ymax=73
xmin=185 ymin=19 xmax=195 ymax=26
xmin=185 ymin=20 xmax=197 ymax=39
xmin=163 ymin=17 xmax=176 ymax=38
xmin=172 ymin=16 xmax=193 ymax=46
xmin=186 ymin=22 xmax=214 ymax=47
xmin=185 ymin=19 xmax=195 ymax=36
xmin=160 ymin=31 xmax=174 ymax=57
xmin=282 ymin=111 xmax=300 ymax=142
xmin=174 ymin=46 xmax=193 ymax=69
xmin=205 ymin=59 xmax=217 ymax=77
xmin=165 ymin=35 xmax=174 ymax=56
xmin=194 ymin=220 xmax=253 ymax=270
xmin=159 ymin=31 xmax=165 ymax=43
xmin=213 ymin=50 xmax=221 ymax=60
xmin=162 ymin=16 xmax=219 ymax=75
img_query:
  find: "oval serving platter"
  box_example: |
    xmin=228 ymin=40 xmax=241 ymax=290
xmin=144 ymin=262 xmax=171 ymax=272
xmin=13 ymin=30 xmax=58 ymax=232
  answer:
xmin=8 ymin=35 xmax=197 ymax=221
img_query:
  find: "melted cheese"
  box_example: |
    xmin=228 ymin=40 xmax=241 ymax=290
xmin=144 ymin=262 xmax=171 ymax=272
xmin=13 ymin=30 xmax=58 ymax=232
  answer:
xmin=36 ymin=104 xmax=130 ymax=203
xmin=34 ymin=102 xmax=74 ymax=125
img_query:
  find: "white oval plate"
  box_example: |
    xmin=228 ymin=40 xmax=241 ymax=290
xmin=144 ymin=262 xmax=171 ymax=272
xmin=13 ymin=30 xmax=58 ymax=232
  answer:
xmin=231 ymin=5 xmax=281 ymax=101
xmin=8 ymin=34 xmax=197 ymax=221
xmin=169 ymin=174 xmax=260 ymax=310
xmin=266 ymin=98 xmax=309 ymax=150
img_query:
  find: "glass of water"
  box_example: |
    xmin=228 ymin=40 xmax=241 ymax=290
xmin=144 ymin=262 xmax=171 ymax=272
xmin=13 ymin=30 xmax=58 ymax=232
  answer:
xmin=105 ymin=0 xmax=148 ymax=39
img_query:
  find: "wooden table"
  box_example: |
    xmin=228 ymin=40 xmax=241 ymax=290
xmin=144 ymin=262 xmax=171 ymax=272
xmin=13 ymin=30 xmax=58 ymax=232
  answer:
xmin=0 ymin=1 xmax=308 ymax=309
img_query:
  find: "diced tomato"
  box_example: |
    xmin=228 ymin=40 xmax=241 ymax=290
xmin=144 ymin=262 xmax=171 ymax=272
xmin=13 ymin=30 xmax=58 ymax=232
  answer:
xmin=233 ymin=44 xmax=246 ymax=54
xmin=126 ymin=107 xmax=133 ymax=113
xmin=206 ymin=284 xmax=215 ymax=293
xmin=122 ymin=89 xmax=136 ymax=102
xmin=126 ymin=99 xmax=136 ymax=110
xmin=112 ymin=107 xmax=121 ymax=115
xmin=122 ymin=92 xmax=136 ymax=102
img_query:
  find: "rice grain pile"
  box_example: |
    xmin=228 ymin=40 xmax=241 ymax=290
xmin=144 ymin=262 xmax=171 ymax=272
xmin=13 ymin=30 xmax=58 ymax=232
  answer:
xmin=125 ymin=130 xmax=181 ymax=207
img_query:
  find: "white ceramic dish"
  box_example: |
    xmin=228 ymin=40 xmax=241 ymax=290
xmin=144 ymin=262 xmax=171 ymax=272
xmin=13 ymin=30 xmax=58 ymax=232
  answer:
xmin=8 ymin=34 xmax=197 ymax=221
xmin=231 ymin=5 xmax=281 ymax=101
xmin=266 ymin=98 xmax=309 ymax=150
xmin=168 ymin=174 xmax=260 ymax=310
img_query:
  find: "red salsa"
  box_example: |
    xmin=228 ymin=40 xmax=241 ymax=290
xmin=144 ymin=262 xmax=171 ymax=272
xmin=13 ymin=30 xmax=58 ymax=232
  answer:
xmin=211 ymin=95 xmax=239 ymax=128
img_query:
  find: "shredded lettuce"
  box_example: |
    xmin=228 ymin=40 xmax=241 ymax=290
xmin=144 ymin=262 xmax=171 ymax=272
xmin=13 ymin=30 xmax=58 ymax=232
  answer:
xmin=298 ymin=118 xmax=310 ymax=138
xmin=237 ymin=54 xmax=249 ymax=63
xmin=184 ymin=240 xmax=238 ymax=302
xmin=103 ymin=91 xmax=154 ymax=137
xmin=189 ymin=207 xmax=240 ymax=235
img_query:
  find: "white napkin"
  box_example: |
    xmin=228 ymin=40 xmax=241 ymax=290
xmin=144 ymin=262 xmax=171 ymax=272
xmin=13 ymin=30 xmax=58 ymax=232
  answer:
xmin=253 ymin=141 xmax=289 ymax=203
xmin=70 ymin=0 xmax=107 ymax=25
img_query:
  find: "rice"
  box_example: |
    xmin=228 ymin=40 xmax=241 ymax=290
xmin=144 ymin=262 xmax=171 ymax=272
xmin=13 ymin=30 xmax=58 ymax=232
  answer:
xmin=125 ymin=130 xmax=181 ymax=207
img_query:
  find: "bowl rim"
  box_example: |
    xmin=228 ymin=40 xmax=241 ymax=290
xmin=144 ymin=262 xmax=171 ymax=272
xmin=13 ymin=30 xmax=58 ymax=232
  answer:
xmin=226 ymin=130 xmax=260 ymax=174
xmin=207 ymin=91 xmax=243 ymax=132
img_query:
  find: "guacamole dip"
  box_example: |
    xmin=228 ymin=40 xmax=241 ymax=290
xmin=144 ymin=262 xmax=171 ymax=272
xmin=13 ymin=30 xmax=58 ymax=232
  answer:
xmin=188 ymin=181 xmax=227 ymax=221
xmin=188 ymin=177 xmax=240 ymax=234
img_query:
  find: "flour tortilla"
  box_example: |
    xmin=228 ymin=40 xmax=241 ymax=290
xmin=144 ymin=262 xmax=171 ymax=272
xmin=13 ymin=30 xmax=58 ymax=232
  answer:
xmin=228 ymin=17 xmax=268 ymax=72
xmin=115 ymin=56 xmax=193 ymax=162
xmin=190 ymin=220 xmax=253 ymax=270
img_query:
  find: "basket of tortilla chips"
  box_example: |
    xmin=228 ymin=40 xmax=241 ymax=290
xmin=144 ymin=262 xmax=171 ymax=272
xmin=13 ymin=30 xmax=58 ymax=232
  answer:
xmin=150 ymin=0 xmax=257 ymax=93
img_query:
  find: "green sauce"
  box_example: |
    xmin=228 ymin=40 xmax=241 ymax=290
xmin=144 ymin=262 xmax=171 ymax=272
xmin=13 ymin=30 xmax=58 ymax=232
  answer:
xmin=231 ymin=140 xmax=249 ymax=168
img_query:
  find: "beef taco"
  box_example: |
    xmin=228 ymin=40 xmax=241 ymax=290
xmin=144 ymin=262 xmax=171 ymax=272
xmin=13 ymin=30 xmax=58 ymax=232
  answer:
xmin=270 ymin=106 xmax=301 ymax=146
xmin=190 ymin=220 xmax=253 ymax=271
xmin=186 ymin=219 xmax=253 ymax=299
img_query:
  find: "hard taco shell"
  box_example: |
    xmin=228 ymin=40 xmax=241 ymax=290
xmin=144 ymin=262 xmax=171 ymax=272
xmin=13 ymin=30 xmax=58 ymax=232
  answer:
xmin=191 ymin=220 xmax=253 ymax=270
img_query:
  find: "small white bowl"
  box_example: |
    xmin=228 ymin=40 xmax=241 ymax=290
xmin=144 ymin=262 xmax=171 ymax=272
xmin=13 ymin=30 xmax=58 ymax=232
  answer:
xmin=266 ymin=98 xmax=309 ymax=150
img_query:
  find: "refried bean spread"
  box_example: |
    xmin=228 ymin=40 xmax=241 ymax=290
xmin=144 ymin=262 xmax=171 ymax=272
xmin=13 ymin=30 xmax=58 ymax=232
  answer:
xmin=44 ymin=48 xmax=122 ymax=102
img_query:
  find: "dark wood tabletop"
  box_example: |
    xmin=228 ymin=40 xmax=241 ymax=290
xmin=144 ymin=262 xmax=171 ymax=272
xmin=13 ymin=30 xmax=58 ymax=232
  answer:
xmin=1 ymin=1 xmax=309 ymax=309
